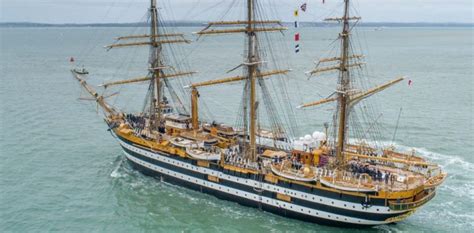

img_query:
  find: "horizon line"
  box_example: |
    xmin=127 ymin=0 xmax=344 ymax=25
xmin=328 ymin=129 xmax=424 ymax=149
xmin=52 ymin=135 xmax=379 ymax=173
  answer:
xmin=1 ymin=21 xmax=473 ymax=27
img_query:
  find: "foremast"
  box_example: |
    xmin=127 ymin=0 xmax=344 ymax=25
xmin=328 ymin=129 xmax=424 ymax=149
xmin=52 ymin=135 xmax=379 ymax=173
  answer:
xmin=149 ymin=0 xmax=163 ymax=131
xmin=99 ymin=0 xmax=193 ymax=133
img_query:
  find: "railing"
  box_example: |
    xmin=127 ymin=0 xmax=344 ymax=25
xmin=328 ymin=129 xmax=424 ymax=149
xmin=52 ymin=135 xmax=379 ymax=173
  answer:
xmin=389 ymin=191 xmax=436 ymax=211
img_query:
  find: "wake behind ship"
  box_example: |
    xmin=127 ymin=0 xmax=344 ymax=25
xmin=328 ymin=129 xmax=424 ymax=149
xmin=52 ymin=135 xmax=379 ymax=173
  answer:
xmin=70 ymin=0 xmax=446 ymax=228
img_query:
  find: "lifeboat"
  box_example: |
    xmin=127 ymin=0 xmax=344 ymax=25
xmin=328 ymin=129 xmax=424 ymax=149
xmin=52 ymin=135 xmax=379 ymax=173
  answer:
xmin=186 ymin=147 xmax=221 ymax=161
xmin=319 ymin=174 xmax=377 ymax=192
xmin=203 ymin=123 xmax=238 ymax=137
xmin=169 ymin=137 xmax=200 ymax=148
xmin=271 ymin=161 xmax=316 ymax=182
xmin=424 ymin=172 xmax=447 ymax=189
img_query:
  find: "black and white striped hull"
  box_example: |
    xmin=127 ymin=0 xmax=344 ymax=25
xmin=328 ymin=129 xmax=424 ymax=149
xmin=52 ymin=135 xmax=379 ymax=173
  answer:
xmin=116 ymin=136 xmax=409 ymax=227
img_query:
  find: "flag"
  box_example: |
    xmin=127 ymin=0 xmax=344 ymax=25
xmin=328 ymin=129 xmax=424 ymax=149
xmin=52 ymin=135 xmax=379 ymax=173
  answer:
xmin=294 ymin=21 xmax=299 ymax=28
xmin=69 ymin=57 xmax=75 ymax=62
xmin=294 ymin=10 xmax=299 ymax=17
xmin=294 ymin=33 xmax=300 ymax=41
xmin=322 ymin=0 xmax=325 ymax=4
xmin=300 ymin=3 xmax=307 ymax=12
xmin=295 ymin=44 xmax=300 ymax=53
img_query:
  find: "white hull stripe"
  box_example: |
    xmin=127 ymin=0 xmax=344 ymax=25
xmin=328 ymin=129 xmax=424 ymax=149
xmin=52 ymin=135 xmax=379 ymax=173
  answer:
xmin=124 ymin=151 xmax=386 ymax=225
xmin=118 ymin=138 xmax=402 ymax=215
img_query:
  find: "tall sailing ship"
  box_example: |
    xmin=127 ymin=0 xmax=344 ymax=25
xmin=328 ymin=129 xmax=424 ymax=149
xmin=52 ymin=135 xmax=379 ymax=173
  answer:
xmin=71 ymin=0 xmax=446 ymax=227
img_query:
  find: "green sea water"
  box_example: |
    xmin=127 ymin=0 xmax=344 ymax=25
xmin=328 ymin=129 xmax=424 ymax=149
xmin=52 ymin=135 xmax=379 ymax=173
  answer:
xmin=1 ymin=26 xmax=473 ymax=232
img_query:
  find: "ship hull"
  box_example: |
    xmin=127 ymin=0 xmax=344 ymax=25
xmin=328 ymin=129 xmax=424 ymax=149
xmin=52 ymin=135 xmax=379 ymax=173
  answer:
xmin=116 ymin=135 xmax=409 ymax=228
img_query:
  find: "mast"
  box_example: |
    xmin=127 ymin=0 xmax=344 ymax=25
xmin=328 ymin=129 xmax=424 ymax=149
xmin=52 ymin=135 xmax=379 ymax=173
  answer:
xmin=76 ymin=0 xmax=194 ymax=128
xmin=335 ymin=0 xmax=351 ymax=166
xmin=299 ymin=0 xmax=405 ymax=165
xmin=191 ymin=87 xmax=199 ymax=130
xmin=150 ymin=0 xmax=162 ymax=131
xmin=247 ymin=0 xmax=258 ymax=161
xmin=189 ymin=2 xmax=287 ymax=162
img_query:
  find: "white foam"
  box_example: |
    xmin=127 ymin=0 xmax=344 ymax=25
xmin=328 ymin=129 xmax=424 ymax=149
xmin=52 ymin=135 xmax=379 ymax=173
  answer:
xmin=110 ymin=159 xmax=125 ymax=178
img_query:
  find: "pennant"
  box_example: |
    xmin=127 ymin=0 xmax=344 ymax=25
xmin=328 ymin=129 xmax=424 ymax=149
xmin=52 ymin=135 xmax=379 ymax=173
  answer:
xmin=300 ymin=3 xmax=307 ymax=12
xmin=295 ymin=44 xmax=300 ymax=53
xmin=294 ymin=33 xmax=300 ymax=41
xmin=294 ymin=21 xmax=299 ymax=28
xmin=294 ymin=10 xmax=299 ymax=17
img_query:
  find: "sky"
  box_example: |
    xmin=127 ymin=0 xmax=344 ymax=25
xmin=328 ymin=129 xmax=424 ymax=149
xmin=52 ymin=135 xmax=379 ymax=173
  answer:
xmin=1 ymin=0 xmax=473 ymax=24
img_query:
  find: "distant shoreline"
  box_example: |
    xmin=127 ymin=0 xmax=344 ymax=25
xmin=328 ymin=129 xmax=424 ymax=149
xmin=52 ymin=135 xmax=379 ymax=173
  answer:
xmin=1 ymin=22 xmax=472 ymax=28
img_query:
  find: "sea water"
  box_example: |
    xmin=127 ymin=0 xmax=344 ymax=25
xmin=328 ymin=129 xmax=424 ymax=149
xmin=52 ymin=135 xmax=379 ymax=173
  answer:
xmin=0 ymin=26 xmax=473 ymax=232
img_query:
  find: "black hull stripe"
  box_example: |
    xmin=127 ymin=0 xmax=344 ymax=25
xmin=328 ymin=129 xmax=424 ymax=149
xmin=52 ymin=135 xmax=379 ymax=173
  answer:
xmin=122 ymin=146 xmax=401 ymax=222
xmin=126 ymin=156 xmax=382 ymax=228
xmin=117 ymin=135 xmax=390 ymax=206
xmin=124 ymin=151 xmax=386 ymax=225
xmin=117 ymin=135 xmax=406 ymax=214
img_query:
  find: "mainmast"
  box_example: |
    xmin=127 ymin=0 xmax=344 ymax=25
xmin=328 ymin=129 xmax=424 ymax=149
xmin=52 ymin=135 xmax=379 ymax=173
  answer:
xmin=188 ymin=1 xmax=288 ymax=162
xmin=335 ymin=0 xmax=351 ymax=165
xmin=246 ymin=0 xmax=258 ymax=161
xmin=149 ymin=0 xmax=163 ymax=131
